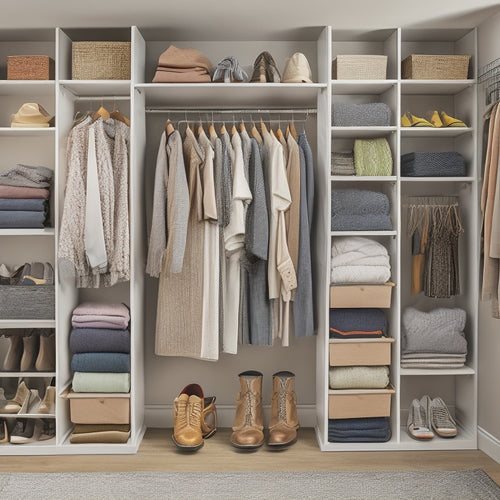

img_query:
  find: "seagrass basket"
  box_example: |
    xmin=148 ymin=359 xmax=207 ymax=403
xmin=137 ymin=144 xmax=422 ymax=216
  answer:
xmin=7 ymin=55 xmax=54 ymax=80
xmin=402 ymin=54 xmax=471 ymax=79
xmin=332 ymin=55 xmax=388 ymax=80
xmin=72 ymin=41 xmax=131 ymax=80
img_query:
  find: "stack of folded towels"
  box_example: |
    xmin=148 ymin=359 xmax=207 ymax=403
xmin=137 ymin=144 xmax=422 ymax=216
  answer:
xmin=152 ymin=45 xmax=213 ymax=83
xmin=0 ymin=165 xmax=52 ymax=228
xmin=331 ymin=189 xmax=392 ymax=231
xmin=329 ymin=308 xmax=387 ymax=339
xmin=401 ymin=307 xmax=467 ymax=369
xmin=330 ymin=237 xmax=391 ymax=285
xmin=328 ymin=417 xmax=391 ymax=443
xmin=69 ymin=302 xmax=131 ymax=444
xmin=331 ymin=151 xmax=355 ymax=176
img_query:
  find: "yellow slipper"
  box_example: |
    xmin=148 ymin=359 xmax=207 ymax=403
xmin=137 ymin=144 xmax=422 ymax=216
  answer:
xmin=440 ymin=111 xmax=467 ymax=127
xmin=401 ymin=112 xmax=412 ymax=127
xmin=406 ymin=112 xmax=434 ymax=127
xmin=429 ymin=110 xmax=444 ymax=127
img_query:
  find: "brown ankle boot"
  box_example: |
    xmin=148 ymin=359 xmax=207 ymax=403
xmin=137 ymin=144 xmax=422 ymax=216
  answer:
xmin=268 ymin=371 xmax=299 ymax=448
xmin=20 ymin=331 xmax=39 ymax=372
xmin=172 ymin=384 xmax=205 ymax=451
xmin=35 ymin=330 xmax=55 ymax=372
xmin=230 ymin=370 xmax=264 ymax=449
xmin=3 ymin=332 xmax=23 ymax=371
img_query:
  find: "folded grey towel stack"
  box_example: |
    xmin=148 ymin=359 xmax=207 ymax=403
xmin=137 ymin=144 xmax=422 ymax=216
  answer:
xmin=332 ymin=102 xmax=391 ymax=127
xmin=331 ymin=151 xmax=355 ymax=175
xmin=401 ymin=151 xmax=466 ymax=177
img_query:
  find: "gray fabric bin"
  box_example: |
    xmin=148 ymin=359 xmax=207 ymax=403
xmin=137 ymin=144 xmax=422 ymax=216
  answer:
xmin=0 ymin=285 xmax=55 ymax=319
xmin=332 ymin=102 xmax=391 ymax=127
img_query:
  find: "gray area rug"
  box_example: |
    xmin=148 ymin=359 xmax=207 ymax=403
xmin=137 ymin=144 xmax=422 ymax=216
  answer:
xmin=0 ymin=469 xmax=499 ymax=499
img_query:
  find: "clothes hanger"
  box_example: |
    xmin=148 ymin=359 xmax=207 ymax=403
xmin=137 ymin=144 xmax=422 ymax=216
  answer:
xmin=288 ymin=119 xmax=297 ymax=140
xmin=110 ymin=108 xmax=130 ymax=127
xmin=259 ymin=117 xmax=268 ymax=134
xmin=72 ymin=110 xmax=91 ymax=128
xmin=275 ymin=115 xmax=284 ymax=141
xmin=92 ymin=105 xmax=110 ymax=122
xmin=251 ymin=115 xmax=262 ymax=142
xmin=209 ymin=112 xmax=216 ymax=137
xmin=220 ymin=120 xmax=226 ymax=135
xmin=238 ymin=118 xmax=246 ymax=134
xmin=231 ymin=114 xmax=237 ymax=135
xmin=165 ymin=119 xmax=175 ymax=135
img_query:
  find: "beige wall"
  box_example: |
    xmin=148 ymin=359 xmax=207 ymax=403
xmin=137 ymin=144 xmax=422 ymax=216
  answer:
xmin=478 ymin=10 xmax=500 ymax=440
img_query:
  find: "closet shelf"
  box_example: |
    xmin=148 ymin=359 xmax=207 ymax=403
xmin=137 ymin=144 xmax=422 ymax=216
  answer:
xmin=331 ymin=126 xmax=397 ymax=138
xmin=0 ymin=413 xmax=55 ymax=418
xmin=0 ymin=80 xmax=55 ymax=96
xmin=59 ymin=80 xmax=131 ymax=97
xmin=400 ymin=366 xmax=475 ymax=376
xmin=331 ymin=230 xmax=397 ymax=236
xmin=136 ymin=82 xmax=326 ymax=108
xmin=330 ymin=176 xmax=397 ymax=182
xmin=398 ymin=425 xmax=476 ymax=450
xmin=0 ymin=320 xmax=56 ymax=329
xmin=331 ymin=80 xmax=397 ymax=95
xmin=400 ymin=79 xmax=475 ymax=95
xmin=400 ymin=127 xmax=473 ymax=138
xmin=0 ymin=372 xmax=56 ymax=378
xmin=401 ymin=177 xmax=475 ymax=182
xmin=0 ymin=127 xmax=55 ymax=137
xmin=0 ymin=228 xmax=55 ymax=236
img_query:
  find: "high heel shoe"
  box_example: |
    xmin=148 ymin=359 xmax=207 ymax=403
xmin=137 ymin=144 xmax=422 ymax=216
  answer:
xmin=24 ymin=389 xmax=41 ymax=414
xmin=10 ymin=418 xmax=41 ymax=444
xmin=20 ymin=331 xmax=39 ymax=372
xmin=35 ymin=330 xmax=55 ymax=372
xmin=38 ymin=386 xmax=55 ymax=415
xmin=2 ymin=380 xmax=31 ymax=414
xmin=2 ymin=332 xmax=23 ymax=371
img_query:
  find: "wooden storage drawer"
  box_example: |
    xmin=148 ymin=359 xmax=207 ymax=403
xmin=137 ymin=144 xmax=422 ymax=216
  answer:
xmin=330 ymin=282 xmax=394 ymax=309
xmin=329 ymin=337 xmax=395 ymax=366
xmin=328 ymin=386 xmax=395 ymax=419
xmin=67 ymin=391 xmax=130 ymax=424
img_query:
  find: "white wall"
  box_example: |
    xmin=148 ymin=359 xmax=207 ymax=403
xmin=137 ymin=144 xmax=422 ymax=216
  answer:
xmin=477 ymin=10 xmax=500 ymax=460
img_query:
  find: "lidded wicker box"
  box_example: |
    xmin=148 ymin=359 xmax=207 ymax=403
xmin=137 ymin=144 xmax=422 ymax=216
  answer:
xmin=72 ymin=41 xmax=131 ymax=80
xmin=7 ymin=55 xmax=55 ymax=80
xmin=402 ymin=54 xmax=471 ymax=79
xmin=332 ymin=55 xmax=388 ymax=80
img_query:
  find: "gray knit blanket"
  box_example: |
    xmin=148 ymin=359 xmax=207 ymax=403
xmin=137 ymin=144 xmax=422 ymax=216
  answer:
xmin=402 ymin=307 xmax=467 ymax=354
xmin=0 ymin=164 xmax=53 ymax=188
xmin=401 ymin=152 xmax=466 ymax=177
xmin=332 ymin=102 xmax=391 ymax=127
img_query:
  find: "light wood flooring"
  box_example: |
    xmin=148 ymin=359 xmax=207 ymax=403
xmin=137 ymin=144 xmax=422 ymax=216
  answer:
xmin=1 ymin=428 xmax=500 ymax=486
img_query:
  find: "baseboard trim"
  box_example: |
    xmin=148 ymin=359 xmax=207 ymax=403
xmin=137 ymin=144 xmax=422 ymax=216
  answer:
xmin=145 ymin=404 xmax=317 ymax=428
xmin=478 ymin=426 xmax=500 ymax=464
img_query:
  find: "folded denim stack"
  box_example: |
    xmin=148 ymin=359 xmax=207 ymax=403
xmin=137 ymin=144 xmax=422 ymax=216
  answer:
xmin=329 ymin=308 xmax=387 ymax=339
xmin=0 ymin=165 xmax=52 ymax=228
xmin=401 ymin=307 xmax=467 ymax=369
xmin=331 ymin=189 xmax=392 ymax=231
xmin=152 ymin=45 xmax=213 ymax=83
xmin=331 ymin=151 xmax=355 ymax=176
xmin=69 ymin=302 xmax=131 ymax=444
xmin=328 ymin=417 xmax=391 ymax=443
xmin=330 ymin=237 xmax=391 ymax=285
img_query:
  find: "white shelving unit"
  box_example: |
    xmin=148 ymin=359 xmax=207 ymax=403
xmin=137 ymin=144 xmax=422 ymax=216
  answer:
xmin=316 ymin=27 xmax=478 ymax=452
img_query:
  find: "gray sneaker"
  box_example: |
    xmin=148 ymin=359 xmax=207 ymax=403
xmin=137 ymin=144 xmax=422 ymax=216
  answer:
xmin=407 ymin=398 xmax=434 ymax=440
xmin=430 ymin=397 xmax=457 ymax=438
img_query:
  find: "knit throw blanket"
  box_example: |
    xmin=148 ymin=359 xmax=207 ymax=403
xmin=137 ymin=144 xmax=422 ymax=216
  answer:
xmin=332 ymin=102 xmax=391 ymax=127
xmin=402 ymin=307 xmax=467 ymax=355
xmin=354 ymin=138 xmax=393 ymax=176
xmin=329 ymin=366 xmax=389 ymax=389
xmin=71 ymin=302 xmax=130 ymax=330
xmin=72 ymin=372 xmax=130 ymax=393
xmin=0 ymin=164 xmax=53 ymax=188
xmin=71 ymin=353 xmax=130 ymax=373
xmin=401 ymin=152 xmax=466 ymax=177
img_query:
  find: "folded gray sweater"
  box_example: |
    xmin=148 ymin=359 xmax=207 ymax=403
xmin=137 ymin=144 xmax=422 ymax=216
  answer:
xmin=332 ymin=189 xmax=390 ymax=215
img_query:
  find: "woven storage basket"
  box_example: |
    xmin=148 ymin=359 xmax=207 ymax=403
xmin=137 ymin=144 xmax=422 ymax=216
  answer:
xmin=402 ymin=54 xmax=471 ymax=80
xmin=0 ymin=285 xmax=54 ymax=319
xmin=332 ymin=55 xmax=387 ymax=80
xmin=72 ymin=41 xmax=131 ymax=80
xmin=7 ymin=55 xmax=54 ymax=80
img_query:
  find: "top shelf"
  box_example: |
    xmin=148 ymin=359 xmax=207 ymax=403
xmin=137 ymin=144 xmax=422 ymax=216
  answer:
xmin=0 ymin=81 xmax=55 ymax=96
xmin=331 ymin=80 xmax=397 ymax=95
xmin=136 ymin=83 xmax=326 ymax=108
xmin=401 ymin=80 xmax=475 ymax=95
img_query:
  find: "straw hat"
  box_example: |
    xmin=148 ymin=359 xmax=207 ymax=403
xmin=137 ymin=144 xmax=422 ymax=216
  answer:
xmin=11 ymin=103 xmax=54 ymax=127
xmin=282 ymin=53 xmax=313 ymax=83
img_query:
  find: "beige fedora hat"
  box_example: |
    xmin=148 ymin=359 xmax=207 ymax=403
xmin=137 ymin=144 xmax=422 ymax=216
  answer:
xmin=11 ymin=103 xmax=54 ymax=127
xmin=282 ymin=53 xmax=313 ymax=83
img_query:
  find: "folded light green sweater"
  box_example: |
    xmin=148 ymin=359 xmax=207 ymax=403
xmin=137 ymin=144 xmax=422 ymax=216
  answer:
xmin=72 ymin=372 xmax=130 ymax=393
xmin=329 ymin=366 xmax=389 ymax=389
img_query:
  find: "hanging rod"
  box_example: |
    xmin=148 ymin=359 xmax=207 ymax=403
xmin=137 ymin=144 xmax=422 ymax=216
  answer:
xmin=145 ymin=107 xmax=317 ymax=114
xmin=73 ymin=95 xmax=131 ymax=101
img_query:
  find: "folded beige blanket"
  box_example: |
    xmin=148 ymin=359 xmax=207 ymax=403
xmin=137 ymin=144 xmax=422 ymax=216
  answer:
xmin=329 ymin=366 xmax=389 ymax=389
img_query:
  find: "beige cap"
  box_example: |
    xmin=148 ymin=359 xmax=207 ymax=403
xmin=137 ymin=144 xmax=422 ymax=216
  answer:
xmin=282 ymin=53 xmax=313 ymax=83
xmin=11 ymin=103 xmax=53 ymax=126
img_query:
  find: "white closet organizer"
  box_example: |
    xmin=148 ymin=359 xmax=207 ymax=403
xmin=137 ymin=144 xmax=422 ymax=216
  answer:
xmin=315 ymin=27 xmax=478 ymax=451
xmin=0 ymin=25 xmax=479 ymax=455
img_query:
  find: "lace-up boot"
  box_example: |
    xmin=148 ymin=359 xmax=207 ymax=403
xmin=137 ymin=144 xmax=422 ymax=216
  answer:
xmin=230 ymin=371 xmax=264 ymax=449
xmin=268 ymin=371 xmax=299 ymax=448
xmin=172 ymin=384 xmax=204 ymax=451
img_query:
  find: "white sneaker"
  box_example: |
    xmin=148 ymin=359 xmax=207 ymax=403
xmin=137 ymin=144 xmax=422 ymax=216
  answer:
xmin=407 ymin=398 xmax=434 ymax=440
xmin=430 ymin=397 xmax=457 ymax=438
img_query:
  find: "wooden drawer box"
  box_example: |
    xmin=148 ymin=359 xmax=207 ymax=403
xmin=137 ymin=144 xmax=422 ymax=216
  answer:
xmin=329 ymin=337 xmax=395 ymax=366
xmin=330 ymin=282 xmax=394 ymax=309
xmin=328 ymin=386 xmax=395 ymax=419
xmin=67 ymin=391 xmax=130 ymax=424
xmin=7 ymin=55 xmax=55 ymax=80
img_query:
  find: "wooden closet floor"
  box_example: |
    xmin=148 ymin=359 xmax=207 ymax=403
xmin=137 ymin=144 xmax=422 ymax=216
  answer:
xmin=1 ymin=428 xmax=499 ymax=485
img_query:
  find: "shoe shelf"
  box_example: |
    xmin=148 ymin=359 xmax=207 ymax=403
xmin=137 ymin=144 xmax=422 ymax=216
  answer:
xmin=331 ymin=176 xmax=397 ymax=182
xmin=0 ymin=320 xmax=56 ymax=329
xmin=400 ymin=177 xmax=475 ymax=183
xmin=400 ymin=127 xmax=473 ymax=138
xmin=0 ymin=81 xmax=55 ymax=97
xmin=0 ymin=371 xmax=56 ymax=378
xmin=0 ymin=413 xmax=55 ymax=418
xmin=0 ymin=228 xmax=55 ymax=236
xmin=331 ymin=80 xmax=398 ymax=95
xmin=400 ymin=366 xmax=475 ymax=376
xmin=400 ymin=80 xmax=475 ymax=95
xmin=331 ymin=126 xmax=397 ymax=138
xmin=398 ymin=423 xmax=476 ymax=450
xmin=0 ymin=128 xmax=55 ymax=137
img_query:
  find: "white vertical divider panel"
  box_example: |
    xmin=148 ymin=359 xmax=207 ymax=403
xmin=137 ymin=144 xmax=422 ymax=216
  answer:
xmin=314 ymin=26 xmax=332 ymax=450
xmin=130 ymin=25 xmax=147 ymax=446
xmin=55 ymin=28 xmax=79 ymax=446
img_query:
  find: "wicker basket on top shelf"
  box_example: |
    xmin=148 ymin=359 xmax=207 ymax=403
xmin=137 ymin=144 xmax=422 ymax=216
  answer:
xmin=332 ymin=55 xmax=388 ymax=80
xmin=72 ymin=41 xmax=131 ymax=80
xmin=402 ymin=54 xmax=471 ymax=80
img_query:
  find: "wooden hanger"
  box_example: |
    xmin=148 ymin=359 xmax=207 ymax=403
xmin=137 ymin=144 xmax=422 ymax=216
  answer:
xmin=231 ymin=123 xmax=237 ymax=135
xmin=197 ymin=122 xmax=205 ymax=136
xmin=251 ymin=122 xmax=262 ymax=142
xmin=238 ymin=121 xmax=246 ymax=133
xmin=165 ymin=120 xmax=175 ymax=135
xmin=72 ymin=110 xmax=90 ymax=128
xmin=220 ymin=123 xmax=226 ymax=134
xmin=110 ymin=109 xmax=130 ymax=127
xmin=209 ymin=122 xmax=216 ymax=137
xmin=92 ymin=106 xmax=110 ymax=121
xmin=260 ymin=119 xmax=268 ymax=134
xmin=289 ymin=120 xmax=297 ymax=140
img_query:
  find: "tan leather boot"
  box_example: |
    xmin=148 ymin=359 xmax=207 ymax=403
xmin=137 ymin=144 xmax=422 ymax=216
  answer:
xmin=172 ymin=384 xmax=205 ymax=451
xmin=35 ymin=330 xmax=55 ymax=372
xmin=201 ymin=396 xmax=217 ymax=439
xmin=268 ymin=371 xmax=299 ymax=448
xmin=3 ymin=332 xmax=23 ymax=371
xmin=231 ymin=370 xmax=264 ymax=449
xmin=20 ymin=331 xmax=39 ymax=372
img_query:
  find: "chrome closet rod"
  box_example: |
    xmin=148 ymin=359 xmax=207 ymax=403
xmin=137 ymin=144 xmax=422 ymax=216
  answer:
xmin=74 ymin=95 xmax=131 ymax=101
xmin=145 ymin=108 xmax=317 ymax=114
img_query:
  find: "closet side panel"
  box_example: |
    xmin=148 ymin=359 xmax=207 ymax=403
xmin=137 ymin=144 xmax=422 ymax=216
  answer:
xmin=477 ymin=10 xmax=500 ymax=447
